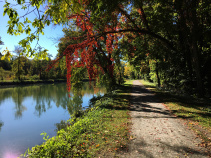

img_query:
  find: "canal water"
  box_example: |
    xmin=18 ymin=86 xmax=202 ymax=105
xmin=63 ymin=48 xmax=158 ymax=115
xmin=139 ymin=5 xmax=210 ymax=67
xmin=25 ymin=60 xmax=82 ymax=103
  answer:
xmin=0 ymin=82 xmax=105 ymax=158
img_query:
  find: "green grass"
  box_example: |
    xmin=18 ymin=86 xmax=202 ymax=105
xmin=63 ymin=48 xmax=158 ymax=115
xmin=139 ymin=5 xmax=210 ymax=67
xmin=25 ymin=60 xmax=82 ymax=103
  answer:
xmin=140 ymin=79 xmax=211 ymax=148
xmin=124 ymin=80 xmax=133 ymax=85
xmin=20 ymin=82 xmax=132 ymax=158
xmin=140 ymin=79 xmax=156 ymax=89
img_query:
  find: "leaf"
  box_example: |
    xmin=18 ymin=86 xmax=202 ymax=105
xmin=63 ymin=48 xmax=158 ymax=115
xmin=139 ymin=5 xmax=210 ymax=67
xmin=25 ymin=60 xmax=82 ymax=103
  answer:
xmin=1 ymin=56 xmax=5 ymax=60
xmin=1 ymin=49 xmax=12 ymax=61
xmin=26 ymin=44 xmax=30 ymax=51
xmin=9 ymin=12 xmax=13 ymax=18
xmin=7 ymin=9 xmax=11 ymax=16
xmin=3 ymin=8 xmax=8 ymax=16
xmin=18 ymin=24 xmax=22 ymax=32
xmin=46 ymin=20 xmax=50 ymax=26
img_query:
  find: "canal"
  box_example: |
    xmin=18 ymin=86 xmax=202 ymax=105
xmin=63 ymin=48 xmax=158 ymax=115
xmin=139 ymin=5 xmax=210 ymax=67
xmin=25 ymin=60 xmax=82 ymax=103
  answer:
xmin=0 ymin=82 xmax=105 ymax=158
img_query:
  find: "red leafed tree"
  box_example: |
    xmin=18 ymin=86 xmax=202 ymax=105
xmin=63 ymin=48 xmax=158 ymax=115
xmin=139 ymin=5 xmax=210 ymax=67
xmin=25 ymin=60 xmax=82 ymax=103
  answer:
xmin=47 ymin=2 xmax=150 ymax=92
xmin=47 ymin=8 xmax=122 ymax=92
xmin=48 ymin=1 xmax=169 ymax=92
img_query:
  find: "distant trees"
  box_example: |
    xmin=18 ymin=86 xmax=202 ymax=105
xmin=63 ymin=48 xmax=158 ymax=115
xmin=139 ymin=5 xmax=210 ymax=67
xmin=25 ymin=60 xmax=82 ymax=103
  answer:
xmin=0 ymin=37 xmax=12 ymax=80
xmin=0 ymin=53 xmax=11 ymax=71
xmin=0 ymin=45 xmax=67 ymax=81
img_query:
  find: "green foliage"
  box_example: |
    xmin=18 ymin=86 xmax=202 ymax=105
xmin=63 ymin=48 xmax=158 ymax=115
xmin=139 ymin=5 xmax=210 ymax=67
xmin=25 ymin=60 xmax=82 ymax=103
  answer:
xmin=3 ymin=0 xmax=85 ymax=57
xmin=0 ymin=68 xmax=4 ymax=80
xmin=0 ymin=45 xmax=66 ymax=81
xmin=30 ymin=74 xmax=39 ymax=80
xmin=12 ymin=56 xmax=26 ymax=80
xmin=71 ymin=66 xmax=87 ymax=89
xmin=148 ymin=60 xmax=157 ymax=83
xmin=0 ymin=68 xmax=14 ymax=81
xmin=124 ymin=63 xmax=140 ymax=80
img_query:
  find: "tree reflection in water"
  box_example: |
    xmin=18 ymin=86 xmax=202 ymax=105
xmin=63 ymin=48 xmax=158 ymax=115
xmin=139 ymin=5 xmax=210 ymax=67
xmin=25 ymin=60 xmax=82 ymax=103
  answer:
xmin=54 ymin=86 xmax=85 ymax=132
xmin=55 ymin=120 xmax=67 ymax=132
xmin=53 ymin=82 xmax=107 ymax=132
xmin=0 ymin=82 xmax=106 ymax=120
xmin=0 ymin=121 xmax=3 ymax=131
xmin=0 ymin=82 xmax=106 ymax=157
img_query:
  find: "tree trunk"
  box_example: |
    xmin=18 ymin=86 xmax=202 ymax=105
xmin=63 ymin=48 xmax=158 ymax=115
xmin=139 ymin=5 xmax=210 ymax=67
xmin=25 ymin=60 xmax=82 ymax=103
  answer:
xmin=189 ymin=0 xmax=204 ymax=95
xmin=176 ymin=0 xmax=204 ymax=95
xmin=177 ymin=0 xmax=194 ymax=88
xmin=156 ymin=61 xmax=161 ymax=87
xmin=18 ymin=55 xmax=20 ymax=80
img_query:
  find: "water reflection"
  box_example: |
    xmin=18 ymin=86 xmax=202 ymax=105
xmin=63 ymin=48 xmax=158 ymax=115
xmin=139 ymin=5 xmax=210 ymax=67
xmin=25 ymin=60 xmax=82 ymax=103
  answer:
xmin=55 ymin=120 xmax=68 ymax=133
xmin=0 ymin=121 xmax=3 ymax=131
xmin=54 ymin=91 xmax=84 ymax=133
xmin=0 ymin=82 xmax=105 ymax=157
xmin=0 ymin=82 xmax=105 ymax=120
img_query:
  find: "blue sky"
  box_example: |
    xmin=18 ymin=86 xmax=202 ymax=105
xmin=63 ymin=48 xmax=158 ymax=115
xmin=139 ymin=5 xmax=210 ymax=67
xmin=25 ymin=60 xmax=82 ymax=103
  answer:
xmin=0 ymin=0 xmax=65 ymax=58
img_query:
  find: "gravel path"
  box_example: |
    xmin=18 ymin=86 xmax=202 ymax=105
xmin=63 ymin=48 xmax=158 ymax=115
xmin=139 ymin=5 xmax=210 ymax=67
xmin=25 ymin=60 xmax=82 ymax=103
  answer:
xmin=120 ymin=80 xmax=209 ymax=158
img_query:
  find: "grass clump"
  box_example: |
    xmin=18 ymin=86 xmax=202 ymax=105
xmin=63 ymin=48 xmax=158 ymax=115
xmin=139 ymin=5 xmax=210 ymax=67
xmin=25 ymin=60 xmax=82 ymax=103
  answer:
xmin=20 ymin=83 xmax=131 ymax=158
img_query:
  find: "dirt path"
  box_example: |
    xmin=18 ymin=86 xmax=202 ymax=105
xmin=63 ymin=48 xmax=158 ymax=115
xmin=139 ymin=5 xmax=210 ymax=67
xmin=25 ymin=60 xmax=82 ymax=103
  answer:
xmin=120 ymin=80 xmax=209 ymax=158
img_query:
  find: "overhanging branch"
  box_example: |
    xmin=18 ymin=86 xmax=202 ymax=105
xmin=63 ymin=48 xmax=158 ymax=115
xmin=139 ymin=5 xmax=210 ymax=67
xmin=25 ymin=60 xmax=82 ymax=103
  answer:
xmin=96 ymin=29 xmax=177 ymax=52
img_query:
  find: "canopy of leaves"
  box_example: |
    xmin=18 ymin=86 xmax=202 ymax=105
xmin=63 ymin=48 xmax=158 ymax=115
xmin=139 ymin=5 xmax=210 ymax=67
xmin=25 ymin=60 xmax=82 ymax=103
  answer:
xmin=3 ymin=0 xmax=211 ymax=95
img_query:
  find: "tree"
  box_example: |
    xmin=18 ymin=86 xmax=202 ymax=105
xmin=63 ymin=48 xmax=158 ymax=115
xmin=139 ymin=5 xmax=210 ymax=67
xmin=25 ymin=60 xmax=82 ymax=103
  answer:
xmin=51 ymin=11 xmax=120 ymax=91
xmin=0 ymin=37 xmax=11 ymax=72
xmin=12 ymin=46 xmax=23 ymax=80
xmin=4 ymin=0 xmax=211 ymax=95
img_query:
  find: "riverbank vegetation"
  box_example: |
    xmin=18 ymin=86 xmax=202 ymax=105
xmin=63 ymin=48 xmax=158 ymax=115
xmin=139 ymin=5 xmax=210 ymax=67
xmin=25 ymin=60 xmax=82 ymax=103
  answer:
xmin=20 ymin=81 xmax=132 ymax=158
xmin=140 ymin=79 xmax=211 ymax=149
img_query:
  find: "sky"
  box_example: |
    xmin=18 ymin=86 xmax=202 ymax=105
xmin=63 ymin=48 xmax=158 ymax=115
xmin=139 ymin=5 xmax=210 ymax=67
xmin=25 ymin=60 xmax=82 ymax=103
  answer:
xmin=0 ymin=0 xmax=66 ymax=58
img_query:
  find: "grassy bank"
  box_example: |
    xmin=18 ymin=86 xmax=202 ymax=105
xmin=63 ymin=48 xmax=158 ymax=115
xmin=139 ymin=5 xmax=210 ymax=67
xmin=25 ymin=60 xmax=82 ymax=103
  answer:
xmin=20 ymin=81 xmax=132 ymax=158
xmin=140 ymin=79 xmax=211 ymax=148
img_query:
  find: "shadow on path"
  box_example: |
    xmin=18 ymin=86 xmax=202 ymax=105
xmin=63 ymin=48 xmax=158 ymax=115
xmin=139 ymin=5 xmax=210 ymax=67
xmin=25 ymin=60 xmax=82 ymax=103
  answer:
xmin=119 ymin=80 xmax=210 ymax=158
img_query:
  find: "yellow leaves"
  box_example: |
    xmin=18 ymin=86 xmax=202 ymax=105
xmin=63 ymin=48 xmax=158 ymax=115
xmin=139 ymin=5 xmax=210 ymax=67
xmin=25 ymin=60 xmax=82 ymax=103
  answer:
xmin=44 ymin=0 xmax=84 ymax=26
xmin=71 ymin=0 xmax=83 ymax=13
xmin=1 ymin=48 xmax=12 ymax=61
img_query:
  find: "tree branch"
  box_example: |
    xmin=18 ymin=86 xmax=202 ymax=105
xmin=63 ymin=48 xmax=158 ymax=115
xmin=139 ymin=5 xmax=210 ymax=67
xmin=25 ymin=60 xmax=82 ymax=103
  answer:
xmin=136 ymin=1 xmax=150 ymax=31
xmin=117 ymin=6 xmax=140 ymax=31
xmin=97 ymin=29 xmax=177 ymax=52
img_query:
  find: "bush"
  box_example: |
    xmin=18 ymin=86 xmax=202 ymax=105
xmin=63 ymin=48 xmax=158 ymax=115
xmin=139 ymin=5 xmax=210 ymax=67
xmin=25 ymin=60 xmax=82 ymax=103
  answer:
xmin=30 ymin=75 xmax=40 ymax=81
